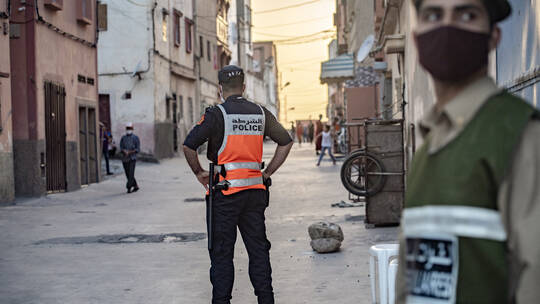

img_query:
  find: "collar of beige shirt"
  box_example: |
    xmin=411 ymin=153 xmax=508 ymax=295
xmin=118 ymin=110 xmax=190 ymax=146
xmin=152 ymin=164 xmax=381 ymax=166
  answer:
xmin=419 ymin=76 xmax=502 ymax=154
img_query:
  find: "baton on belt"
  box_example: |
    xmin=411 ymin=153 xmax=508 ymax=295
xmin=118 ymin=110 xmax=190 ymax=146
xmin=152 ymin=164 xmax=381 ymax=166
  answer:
xmin=207 ymin=163 xmax=229 ymax=251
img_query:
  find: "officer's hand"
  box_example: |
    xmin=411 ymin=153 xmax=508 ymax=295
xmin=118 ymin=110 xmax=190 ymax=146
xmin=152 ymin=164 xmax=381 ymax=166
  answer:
xmin=196 ymin=170 xmax=210 ymax=191
xmin=262 ymin=171 xmax=271 ymax=181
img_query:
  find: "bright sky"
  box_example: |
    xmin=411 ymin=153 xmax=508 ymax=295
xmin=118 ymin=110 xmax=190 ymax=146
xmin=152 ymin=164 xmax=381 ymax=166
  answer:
xmin=251 ymin=0 xmax=336 ymax=124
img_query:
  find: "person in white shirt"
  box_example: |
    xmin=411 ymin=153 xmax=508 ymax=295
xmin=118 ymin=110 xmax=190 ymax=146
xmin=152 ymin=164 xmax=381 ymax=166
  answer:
xmin=316 ymin=125 xmax=336 ymax=166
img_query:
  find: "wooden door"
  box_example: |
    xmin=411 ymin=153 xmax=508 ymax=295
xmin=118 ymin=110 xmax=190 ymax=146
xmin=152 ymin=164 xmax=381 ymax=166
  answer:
xmin=79 ymin=106 xmax=99 ymax=185
xmin=44 ymin=82 xmax=67 ymax=192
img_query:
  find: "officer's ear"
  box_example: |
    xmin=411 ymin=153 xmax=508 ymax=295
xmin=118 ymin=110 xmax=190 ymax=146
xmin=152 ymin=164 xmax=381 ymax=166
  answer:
xmin=242 ymin=84 xmax=246 ymax=94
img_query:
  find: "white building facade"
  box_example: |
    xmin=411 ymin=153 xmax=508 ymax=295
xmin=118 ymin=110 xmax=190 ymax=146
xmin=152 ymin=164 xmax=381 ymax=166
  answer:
xmin=98 ymin=0 xmax=197 ymax=160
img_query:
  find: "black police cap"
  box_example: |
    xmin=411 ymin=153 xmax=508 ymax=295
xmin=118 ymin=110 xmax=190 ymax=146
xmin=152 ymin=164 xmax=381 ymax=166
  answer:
xmin=218 ymin=65 xmax=245 ymax=84
xmin=414 ymin=0 xmax=511 ymax=23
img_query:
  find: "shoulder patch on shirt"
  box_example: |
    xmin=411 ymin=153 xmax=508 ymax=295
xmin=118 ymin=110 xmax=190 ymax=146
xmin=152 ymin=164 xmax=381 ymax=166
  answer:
xmin=197 ymin=114 xmax=205 ymax=125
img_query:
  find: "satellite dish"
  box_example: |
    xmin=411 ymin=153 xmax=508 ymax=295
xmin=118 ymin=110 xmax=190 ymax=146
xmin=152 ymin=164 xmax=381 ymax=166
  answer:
xmin=356 ymin=34 xmax=375 ymax=63
xmin=131 ymin=61 xmax=142 ymax=79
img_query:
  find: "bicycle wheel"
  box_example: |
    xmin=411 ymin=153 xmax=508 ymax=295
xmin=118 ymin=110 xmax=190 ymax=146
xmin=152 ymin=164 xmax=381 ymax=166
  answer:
xmin=340 ymin=150 xmax=386 ymax=197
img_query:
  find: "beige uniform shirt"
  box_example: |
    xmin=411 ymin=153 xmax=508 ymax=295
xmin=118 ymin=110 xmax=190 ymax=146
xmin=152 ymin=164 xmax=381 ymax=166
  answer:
xmin=396 ymin=77 xmax=540 ymax=303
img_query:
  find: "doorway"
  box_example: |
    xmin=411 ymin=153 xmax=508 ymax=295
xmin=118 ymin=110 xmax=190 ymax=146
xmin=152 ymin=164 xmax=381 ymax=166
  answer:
xmin=99 ymin=94 xmax=111 ymax=129
xmin=79 ymin=106 xmax=99 ymax=185
xmin=44 ymin=81 xmax=67 ymax=192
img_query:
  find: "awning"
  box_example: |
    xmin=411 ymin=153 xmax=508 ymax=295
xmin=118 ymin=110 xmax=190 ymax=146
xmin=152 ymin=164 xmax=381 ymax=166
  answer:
xmin=320 ymin=54 xmax=355 ymax=84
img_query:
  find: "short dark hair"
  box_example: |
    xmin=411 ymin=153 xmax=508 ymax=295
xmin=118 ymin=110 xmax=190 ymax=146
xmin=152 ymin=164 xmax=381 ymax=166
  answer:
xmin=221 ymin=77 xmax=244 ymax=92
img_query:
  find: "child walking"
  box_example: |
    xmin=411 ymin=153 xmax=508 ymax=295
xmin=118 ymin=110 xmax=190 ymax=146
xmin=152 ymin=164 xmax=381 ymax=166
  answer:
xmin=316 ymin=125 xmax=336 ymax=166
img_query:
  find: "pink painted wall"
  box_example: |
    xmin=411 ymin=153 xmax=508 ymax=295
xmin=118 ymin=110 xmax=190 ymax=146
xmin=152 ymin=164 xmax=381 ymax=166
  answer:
xmin=34 ymin=1 xmax=98 ymax=143
xmin=0 ymin=19 xmax=12 ymax=153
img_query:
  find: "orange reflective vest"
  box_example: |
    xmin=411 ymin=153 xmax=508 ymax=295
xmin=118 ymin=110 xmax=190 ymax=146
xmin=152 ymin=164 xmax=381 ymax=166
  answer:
xmin=216 ymin=104 xmax=266 ymax=195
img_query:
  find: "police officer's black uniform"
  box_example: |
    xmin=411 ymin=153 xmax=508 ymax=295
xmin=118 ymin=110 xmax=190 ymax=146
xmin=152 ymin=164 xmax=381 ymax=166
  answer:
xmin=184 ymin=66 xmax=292 ymax=304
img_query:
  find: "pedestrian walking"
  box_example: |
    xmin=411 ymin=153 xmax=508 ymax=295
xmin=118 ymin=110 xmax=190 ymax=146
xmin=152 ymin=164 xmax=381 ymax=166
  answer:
xmin=315 ymin=114 xmax=323 ymax=155
xmin=396 ymin=1 xmax=540 ymax=303
xmin=303 ymin=123 xmax=309 ymax=143
xmin=120 ymin=122 xmax=140 ymax=194
xmin=290 ymin=122 xmax=296 ymax=142
xmin=308 ymin=121 xmax=314 ymax=143
xmin=296 ymin=121 xmax=303 ymax=146
xmin=316 ymin=125 xmax=336 ymax=166
xmin=101 ymin=124 xmax=113 ymax=175
xmin=183 ymin=65 xmax=293 ymax=304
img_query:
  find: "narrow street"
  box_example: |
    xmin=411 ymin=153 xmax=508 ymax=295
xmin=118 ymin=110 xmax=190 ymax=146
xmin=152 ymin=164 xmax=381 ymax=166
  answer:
xmin=0 ymin=143 xmax=398 ymax=304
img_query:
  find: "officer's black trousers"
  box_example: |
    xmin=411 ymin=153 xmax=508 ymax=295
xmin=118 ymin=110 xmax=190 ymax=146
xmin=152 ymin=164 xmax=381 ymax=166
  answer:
xmin=208 ymin=189 xmax=274 ymax=304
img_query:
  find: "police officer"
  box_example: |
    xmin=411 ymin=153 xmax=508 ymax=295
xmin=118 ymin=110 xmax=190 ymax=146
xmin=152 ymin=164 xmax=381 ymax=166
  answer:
xmin=183 ymin=65 xmax=293 ymax=304
xmin=397 ymin=0 xmax=540 ymax=303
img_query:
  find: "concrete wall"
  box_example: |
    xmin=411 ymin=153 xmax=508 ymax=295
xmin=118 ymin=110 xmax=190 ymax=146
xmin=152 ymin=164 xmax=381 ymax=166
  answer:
xmin=10 ymin=0 xmax=99 ymax=196
xmin=347 ymin=0 xmax=375 ymax=54
xmin=0 ymin=10 xmax=14 ymax=203
xmin=195 ymin=0 xmax=219 ymax=87
xmin=253 ymin=41 xmax=279 ymax=116
xmin=228 ymin=0 xmax=239 ymax=65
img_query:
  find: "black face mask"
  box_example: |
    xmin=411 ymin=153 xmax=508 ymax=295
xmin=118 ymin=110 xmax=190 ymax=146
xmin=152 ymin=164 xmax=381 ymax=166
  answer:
xmin=415 ymin=26 xmax=491 ymax=82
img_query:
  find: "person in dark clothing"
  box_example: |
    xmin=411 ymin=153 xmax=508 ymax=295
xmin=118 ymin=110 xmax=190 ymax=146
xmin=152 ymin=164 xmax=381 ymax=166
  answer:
xmin=120 ymin=122 xmax=140 ymax=193
xmin=315 ymin=114 xmax=323 ymax=155
xmin=308 ymin=121 xmax=314 ymax=143
xmin=101 ymin=125 xmax=113 ymax=175
xmin=183 ymin=65 xmax=293 ymax=304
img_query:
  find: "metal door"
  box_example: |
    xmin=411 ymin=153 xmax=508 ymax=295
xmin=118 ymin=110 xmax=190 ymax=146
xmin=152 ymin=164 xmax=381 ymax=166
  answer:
xmin=79 ymin=106 xmax=99 ymax=185
xmin=44 ymin=81 xmax=67 ymax=192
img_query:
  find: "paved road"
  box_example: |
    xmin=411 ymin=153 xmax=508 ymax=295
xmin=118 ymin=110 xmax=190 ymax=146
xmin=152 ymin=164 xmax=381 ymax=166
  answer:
xmin=0 ymin=143 xmax=398 ymax=304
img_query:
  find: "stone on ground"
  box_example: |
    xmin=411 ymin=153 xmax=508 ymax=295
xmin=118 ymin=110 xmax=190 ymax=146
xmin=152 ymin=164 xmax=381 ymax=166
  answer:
xmin=310 ymin=238 xmax=342 ymax=253
xmin=308 ymin=221 xmax=344 ymax=253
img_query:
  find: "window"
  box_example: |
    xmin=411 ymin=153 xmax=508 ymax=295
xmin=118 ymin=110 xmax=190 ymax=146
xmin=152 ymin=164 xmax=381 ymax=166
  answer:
xmin=77 ymin=0 xmax=92 ymax=25
xmin=207 ymin=40 xmax=211 ymax=61
xmin=98 ymin=3 xmax=107 ymax=31
xmin=199 ymin=36 xmax=204 ymax=57
xmin=44 ymin=0 xmax=63 ymax=11
xmin=185 ymin=18 xmax=193 ymax=53
xmin=173 ymin=10 xmax=182 ymax=46
xmin=162 ymin=13 xmax=168 ymax=42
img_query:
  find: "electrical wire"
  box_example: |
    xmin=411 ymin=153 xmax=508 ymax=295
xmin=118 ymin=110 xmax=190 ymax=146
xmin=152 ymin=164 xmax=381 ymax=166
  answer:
xmin=254 ymin=16 xmax=330 ymax=29
xmin=124 ymin=0 xmax=149 ymax=7
xmin=253 ymin=0 xmax=321 ymax=15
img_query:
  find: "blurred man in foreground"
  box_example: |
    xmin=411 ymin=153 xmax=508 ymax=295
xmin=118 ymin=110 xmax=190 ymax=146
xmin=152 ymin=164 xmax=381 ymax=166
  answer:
xmin=397 ymin=0 xmax=540 ymax=303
